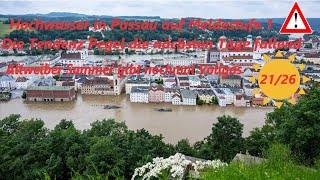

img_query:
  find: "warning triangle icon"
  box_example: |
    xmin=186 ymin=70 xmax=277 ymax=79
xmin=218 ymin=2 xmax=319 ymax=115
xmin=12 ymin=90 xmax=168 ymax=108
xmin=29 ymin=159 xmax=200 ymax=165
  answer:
xmin=279 ymin=2 xmax=312 ymax=34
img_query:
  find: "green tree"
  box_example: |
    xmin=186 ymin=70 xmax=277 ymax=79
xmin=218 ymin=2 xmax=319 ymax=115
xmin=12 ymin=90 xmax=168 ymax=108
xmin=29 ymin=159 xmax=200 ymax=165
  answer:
xmin=85 ymin=137 xmax=124 ymax=178
xmin=264 ymin=85 xmax=320 ymax=164
xmin=175 ymin=139 xmax=195 ymax=156
xmin=53 ymin=75 xmax=60 ymax=81
xmin=210 ymin=96 xmax=218 ymax=105
xmin=198 ymin=115 xmax=244 ymax=162
xmin=245 ymin=124 xmax=275 ymax=156
xmin=196 ymin=98 xmax=205 ymax=105
xmin=307 ymin=66 xmax=313 ymax=71
xmin=304 ymin=44 xmax=312 ymax=49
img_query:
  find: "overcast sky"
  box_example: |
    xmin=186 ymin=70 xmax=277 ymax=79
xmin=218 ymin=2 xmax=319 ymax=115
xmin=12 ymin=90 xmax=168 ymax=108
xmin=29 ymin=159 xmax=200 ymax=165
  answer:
xmin=0 ymin=0 xmax=319 ymax=18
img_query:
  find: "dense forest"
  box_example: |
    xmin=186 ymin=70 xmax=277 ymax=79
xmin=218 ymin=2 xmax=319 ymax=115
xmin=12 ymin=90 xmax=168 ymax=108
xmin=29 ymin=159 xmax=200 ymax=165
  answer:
xmin=0 ymin=82 xmax=319 ymax=179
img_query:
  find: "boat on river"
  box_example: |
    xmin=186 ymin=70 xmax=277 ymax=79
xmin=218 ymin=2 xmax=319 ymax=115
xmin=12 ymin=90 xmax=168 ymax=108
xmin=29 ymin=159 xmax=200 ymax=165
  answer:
xmin=155 ymin=107 xmax=172 ymax=112
xmin=104 ymin=105 xmax=121 ymax=109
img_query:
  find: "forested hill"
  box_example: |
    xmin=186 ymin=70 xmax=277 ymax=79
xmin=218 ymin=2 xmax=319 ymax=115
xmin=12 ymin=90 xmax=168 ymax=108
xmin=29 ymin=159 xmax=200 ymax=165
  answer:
xmin=0 ymin=12 xmax=319 ymax=30
xmin=251 ymin=18 xmax=320 ymax=31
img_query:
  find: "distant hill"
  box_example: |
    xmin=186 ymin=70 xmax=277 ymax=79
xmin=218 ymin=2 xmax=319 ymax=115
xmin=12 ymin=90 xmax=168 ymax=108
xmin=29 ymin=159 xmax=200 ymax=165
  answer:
xmin=246 ymin=18 xmax=320 ymax=31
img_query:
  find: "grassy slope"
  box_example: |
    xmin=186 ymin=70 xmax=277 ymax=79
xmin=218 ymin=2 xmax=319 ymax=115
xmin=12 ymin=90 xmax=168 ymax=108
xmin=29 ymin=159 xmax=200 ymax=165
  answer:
xmin=200 ymin=161 xmax=319 ymax=179
xmin=200 ymin=144 xmax=320 ymax=180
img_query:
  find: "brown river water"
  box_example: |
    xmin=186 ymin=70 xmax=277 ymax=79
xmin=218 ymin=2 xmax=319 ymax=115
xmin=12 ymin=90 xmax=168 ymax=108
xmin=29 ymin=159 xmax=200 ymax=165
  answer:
xmin=0 ymin=94 xmax=273 ymax=144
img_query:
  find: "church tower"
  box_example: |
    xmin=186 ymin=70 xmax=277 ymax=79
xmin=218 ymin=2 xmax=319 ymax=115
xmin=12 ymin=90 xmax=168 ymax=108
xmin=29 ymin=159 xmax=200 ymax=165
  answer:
xmin=218 ymin=36 xmax=227 ymax=49
xmin=246 ymin=35 xmax=253 ymax=48
xmin=113 ymin=61 xmax=121 ymax=95
xmin=253 ymin=36 xmax=262 ymax=59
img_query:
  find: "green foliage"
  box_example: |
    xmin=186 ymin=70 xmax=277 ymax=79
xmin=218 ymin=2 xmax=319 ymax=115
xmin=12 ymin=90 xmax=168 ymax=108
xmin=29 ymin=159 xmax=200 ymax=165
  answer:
xmin=200 ymin=143 xmax=320 ymax=179
xmin=93 ymin=49 xmax=122 ymax=55
xmin=210 ymin=96 xmax=218 ymax=105
xmin=153 ymin=79 xmax=163 ymax=84
xmin=175 ymin=139 xmax=195 ymax=156
xmin=245 ymin=125 xmax=275 ymax=156
xmin=307 ymin=66 xmax=313 ymax=71
xmin=195 ymin=115 xmax=244 ymax=162
xmin=265 ymin=85 xmax=320 ymax=164
xmin=0 ymin=117 xmax=173 ymax=180
xmin=244 ymin=85 xmax=320 ymax=164
xmin=196 ymin=98 xmax=205 ymax=105
xmin=53 ymin=75 xmax=60 ymax=81
xmin=304 ymin=44 xmax=313 ymax=49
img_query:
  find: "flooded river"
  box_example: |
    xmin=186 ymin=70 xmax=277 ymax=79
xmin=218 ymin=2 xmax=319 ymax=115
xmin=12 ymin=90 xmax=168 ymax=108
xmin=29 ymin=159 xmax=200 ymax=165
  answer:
xmin=0 ymin=94 xmax=273 ymax=144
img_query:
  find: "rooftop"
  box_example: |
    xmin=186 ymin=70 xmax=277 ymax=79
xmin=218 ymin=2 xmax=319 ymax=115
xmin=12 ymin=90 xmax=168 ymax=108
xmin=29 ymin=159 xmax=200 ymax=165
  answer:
xmin=61 ymin=52 xmax=81 ymax=59
xmin=223 ymin=75 xmax=242 ymax=80
xmin=195 ymin=89 xmax=215 ymax=96
xmin=178 ymin=76 xmax=189 ymax=81
xmin=189 ymin=75 xmax=200 ymax=81
xmin=131 ymin=86 xmax=149 ymax=94
xmin=16 ymin=77 xmax=29 ymax=82
xmin=83 ymin=77 xmax=113 ymax=86
xmin=27 ymin=86 xmax=73 ymax=91
xmin=0 ymin=75 xmax=15 ymax=81
xmin=181 ymin=89 xmax=197 ymax=99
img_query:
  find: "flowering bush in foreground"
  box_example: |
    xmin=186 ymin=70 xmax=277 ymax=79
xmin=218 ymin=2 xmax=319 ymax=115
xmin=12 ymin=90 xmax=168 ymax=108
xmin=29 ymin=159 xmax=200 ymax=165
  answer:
xmin=131 ymin=153 xmax=227 ymax=180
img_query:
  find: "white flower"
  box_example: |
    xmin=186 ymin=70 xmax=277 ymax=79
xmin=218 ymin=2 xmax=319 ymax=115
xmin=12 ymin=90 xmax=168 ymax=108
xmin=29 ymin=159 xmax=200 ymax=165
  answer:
xmin=131 ymin=153 xmax=227 ymax=180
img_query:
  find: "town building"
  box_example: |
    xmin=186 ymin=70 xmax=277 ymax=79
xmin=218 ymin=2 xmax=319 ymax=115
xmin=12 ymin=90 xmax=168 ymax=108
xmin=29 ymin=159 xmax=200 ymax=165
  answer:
xmin=66 ymin=49 xmax=89 ymax=59
xmin=302 ymin=70 xmax=320 ymax=77
xmin=81 ymin=77 xmax=115 ymax=95
xmin=177 ymin=76 xmax=189 ymax=84
xmin=180 ymin=89 xmax=197 ymax=105
xmin=130 ymin=86 xmax=149 ymax=103
xmin=0 ymin=75 xmax=16 ymax=89
xmin=15 ymin=77 xmax=33 ymax=89
xmin=26 ymin=86 xmax=76 ymax=102
xmin=304 ymin=36 xmax=320 ymax=49
xmin=219 ymin=75 xmax=242 ymax=86
xmin=38 ymin=55 xmax=60 ymax=66
xmin=164 ymin=79 xmax=177 ymax=88
xmin=161 ymin=74 xmax=176 ymax=81
xmin=163 ymin=56 xmax=205 ymax=66
xmin=207 ymin=74 xmax=219 ymax=84
xmin=34 ymin=78 xmax=56 ymax=86
xmin=164 ymin=88 xmax=177 ymax=102
xmin=56 ymin=74 xmax=77 ymax=91
xmin=213 ymin=88 xmax=234 ymax=106
xmin=243 ymin=68 xmax=254 ymax=77
xmin=189 ymin=75 xmax=201 ymax=87
xmin=172 ymin=94 xmax=181 ymax=105
xmin=125 ymin=75 xmax=150 ymax=94
xmin=251 ymin=97 xmax=264 ymax=106
xmin=234 ymin=94 xmax=250 ymax=107
xmin=207 ymin=47 xmax=220 ymax=63
xmin=0 ymin=62 xmax=8 ymax=73
xmin=195 ymin=89 xmax=215 ymax=103
xmin=303 ymin=53 xmax=320 ymax=64
xmin=243 ymin=84 xmax=256 ymax=97
xmin=148 ymin=83 xmax=165 ymax=102
xmin=59 ymin=52 xmax=88 ymax=66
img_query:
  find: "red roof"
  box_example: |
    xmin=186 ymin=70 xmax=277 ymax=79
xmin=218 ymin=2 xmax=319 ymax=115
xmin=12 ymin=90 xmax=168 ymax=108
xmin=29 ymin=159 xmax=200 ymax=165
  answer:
xmin=179 ymin=82 xmax=189 ymax=86
xmin=230 ymin=55 xmax=253 ymax=59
